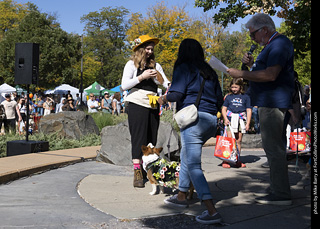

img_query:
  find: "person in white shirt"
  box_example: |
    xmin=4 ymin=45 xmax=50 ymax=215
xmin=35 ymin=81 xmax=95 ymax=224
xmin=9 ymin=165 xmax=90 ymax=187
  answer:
xmin=43 ymin=96 xmax=54 ymax=116
xmin=1 ymin=94 xmax=22 ymax=134
xmin=87 ymin=93 xmax=99 ymax=113
xmin=17 ymin=97 xmax=27 ymax=134
xmin=56 ymin=97 xmax=66 ymax=113
xmin=112 ymin=92 xmax=122 ymax=115
xmin=121 ymin=35 xmax=170 ymax=188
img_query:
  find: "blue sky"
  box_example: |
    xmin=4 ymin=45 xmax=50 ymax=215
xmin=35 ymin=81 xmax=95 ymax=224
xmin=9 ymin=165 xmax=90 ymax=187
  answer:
xmin=18 ymin=0 xmax=283 ymax=34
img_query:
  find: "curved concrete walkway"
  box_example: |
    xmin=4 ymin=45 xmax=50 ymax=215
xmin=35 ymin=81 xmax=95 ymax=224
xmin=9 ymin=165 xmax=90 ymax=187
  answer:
xmin=77 ymin=147 xmax=311 ymax=227
xmin=0 ymin=146 xmax=100 ymax=184
xmin=0 ymin=146 xmax=312 ymax=228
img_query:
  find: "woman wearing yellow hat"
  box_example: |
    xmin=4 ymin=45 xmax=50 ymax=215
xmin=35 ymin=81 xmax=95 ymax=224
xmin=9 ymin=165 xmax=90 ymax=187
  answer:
xmin=122 ymin=35 xmax=170 ymax=188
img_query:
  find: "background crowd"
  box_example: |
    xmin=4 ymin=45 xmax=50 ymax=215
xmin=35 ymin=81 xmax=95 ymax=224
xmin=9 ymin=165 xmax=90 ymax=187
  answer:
xmin=0 ymin=89 xmax=130 ymax=135
xmin=0 ymin=80 xmax=311 ymax=137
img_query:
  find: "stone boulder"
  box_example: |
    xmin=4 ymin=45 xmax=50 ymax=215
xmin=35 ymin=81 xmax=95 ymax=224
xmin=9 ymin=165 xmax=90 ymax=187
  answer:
xmin=38 ymin=111 xmax=99 ymax=140
xmin=96 ymin=120 xmax=180 ymax=166
xmin=241 ymin=134 xmax=263 ymax=148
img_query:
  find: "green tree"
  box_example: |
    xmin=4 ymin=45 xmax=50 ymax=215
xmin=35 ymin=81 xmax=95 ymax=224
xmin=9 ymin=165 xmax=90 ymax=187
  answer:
xmin=73 ymin=51 xmax=102 ymax=89
xmin=0 ymin=5 xmax=81 ymax=90
xmin=0 ymin=0 xmax=28 ymax=39
xmin=127 ymin=2 xmax=225 ymax=80
xmin=193 ymin=14 xmax=226 ymax=62
xmin=278 ymin=21 xmax=310 ymax=85
xmin=194 ymin=0 xmax=311 ymax=54
xmin=127 ymin=3 xmax=193 ymax=79
xmin=294 ymin=50 xmax=311 ymax=86
xmin=81 ymin=6 xmax=130 ymax=88
xmin=213 ymin=29 xmax=248 ymax=94
xmin=195 ymin=0 xmax=311 ymax=88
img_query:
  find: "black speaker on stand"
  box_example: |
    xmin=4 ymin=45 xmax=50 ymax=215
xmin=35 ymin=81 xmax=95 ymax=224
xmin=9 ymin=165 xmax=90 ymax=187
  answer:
xmin=6 ymin=43 xmax=49 ymax=157
xmin=15 ymin=43 xmax=39 ymax=85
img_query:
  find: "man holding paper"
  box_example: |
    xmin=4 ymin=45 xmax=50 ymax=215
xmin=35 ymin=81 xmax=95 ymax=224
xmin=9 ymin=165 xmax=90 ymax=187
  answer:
xmin=208 ymin=56 xmax=229 ymax=74
xmin=227 ymin=13 xmax=294 ymax=206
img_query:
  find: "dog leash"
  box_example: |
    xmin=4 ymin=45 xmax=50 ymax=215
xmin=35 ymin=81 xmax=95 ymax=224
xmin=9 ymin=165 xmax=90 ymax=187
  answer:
xmin=166 ymin=128 xmax=173 ymax=161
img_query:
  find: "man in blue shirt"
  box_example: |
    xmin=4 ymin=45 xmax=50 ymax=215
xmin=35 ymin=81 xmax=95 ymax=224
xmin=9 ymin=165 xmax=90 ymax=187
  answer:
xmin=228 ymin=13 xmax=294 ymax=206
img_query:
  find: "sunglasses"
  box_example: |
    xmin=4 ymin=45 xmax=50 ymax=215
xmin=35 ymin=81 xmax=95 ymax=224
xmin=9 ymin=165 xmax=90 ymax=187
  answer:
xmin=250 ymin=27 xmax=263 ymax=39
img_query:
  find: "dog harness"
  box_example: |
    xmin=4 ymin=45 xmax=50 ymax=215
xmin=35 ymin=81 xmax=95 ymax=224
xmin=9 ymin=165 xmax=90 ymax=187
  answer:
xmin=142 ymin=154 xmax=160 ymax=172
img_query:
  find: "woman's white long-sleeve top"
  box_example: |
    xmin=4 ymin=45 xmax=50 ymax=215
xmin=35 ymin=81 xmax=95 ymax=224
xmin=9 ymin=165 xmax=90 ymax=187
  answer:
xmin=121 ymin=60 xmax=170 ymax=91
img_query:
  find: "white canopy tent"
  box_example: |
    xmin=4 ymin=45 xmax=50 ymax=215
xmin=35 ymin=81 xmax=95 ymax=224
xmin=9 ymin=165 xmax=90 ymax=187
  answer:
xmin=0 ymin=83 xmax=16 ymax=93
xmin=45 ymin=84 xmax=87 ymax=101
xmin=0 ymin=83 xmax=16 ymax=103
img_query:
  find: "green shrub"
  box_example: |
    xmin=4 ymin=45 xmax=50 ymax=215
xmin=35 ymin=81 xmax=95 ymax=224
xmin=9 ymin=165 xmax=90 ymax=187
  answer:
xmin=88 ymin=112 xmax=114 ymax=131
xmin=160 ymin=109 xmax=180 ymax=134
xmin=0 ymin=133 xmax=24 ymax=157
xmin=35 ymin=132 xmax=101 ymax=151
xmin=88 ymin=112 xmax=128 ymax=131
xmin=88 ymin=110 xmax=178 ymax=133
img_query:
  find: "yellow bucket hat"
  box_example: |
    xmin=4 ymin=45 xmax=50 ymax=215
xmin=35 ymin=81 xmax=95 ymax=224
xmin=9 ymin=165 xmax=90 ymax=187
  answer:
xmin=131 ymin=35 xmax=159 ymax=52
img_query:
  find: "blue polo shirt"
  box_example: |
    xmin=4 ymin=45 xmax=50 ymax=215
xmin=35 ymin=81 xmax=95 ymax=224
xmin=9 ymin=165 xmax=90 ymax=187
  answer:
xmin=223 ymin=94 xmax=252 ymax=113
xmin=168 ymin=63 xmax=223 ymax=115
xmin=250 ymin=34 xmax=294 ymax=108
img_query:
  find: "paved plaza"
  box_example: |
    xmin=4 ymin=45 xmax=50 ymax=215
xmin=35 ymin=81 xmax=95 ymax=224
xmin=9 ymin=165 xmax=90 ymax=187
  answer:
xmin=0 ymin=146 xmax=311 ymax=228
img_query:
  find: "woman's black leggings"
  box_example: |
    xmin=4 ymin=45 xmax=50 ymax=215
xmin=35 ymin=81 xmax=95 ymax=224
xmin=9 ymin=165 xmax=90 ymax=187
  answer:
xmin=127 ymin=102 xmax=160 ymax=160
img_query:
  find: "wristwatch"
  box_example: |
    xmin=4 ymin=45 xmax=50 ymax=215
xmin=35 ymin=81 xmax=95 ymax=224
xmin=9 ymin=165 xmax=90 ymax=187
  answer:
xmin=161 ymin=95 xmax=167 ymax=104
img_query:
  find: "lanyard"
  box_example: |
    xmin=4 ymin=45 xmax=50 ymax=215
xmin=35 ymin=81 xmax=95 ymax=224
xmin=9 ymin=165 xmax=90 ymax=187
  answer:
xmin=250 ymin=31 xmax=280 ymax=71
xmin=265 ymin=31 xmax=279 ymax=47
xmin=260 ymin=31 xmax=279 ymax=53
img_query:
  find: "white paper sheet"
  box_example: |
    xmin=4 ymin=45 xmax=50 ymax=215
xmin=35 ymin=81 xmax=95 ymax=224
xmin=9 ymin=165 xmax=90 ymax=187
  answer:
xmin=208 ymin=56 xmax=229 ymax=74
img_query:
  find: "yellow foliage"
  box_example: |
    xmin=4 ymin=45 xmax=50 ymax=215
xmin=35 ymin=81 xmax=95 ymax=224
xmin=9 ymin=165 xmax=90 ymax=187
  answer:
xmin=0 ymin=0 xmax=28 ymax=38
xmin=126 ymin=2 xmax=225 ymax=80
xmin=73 ymin=52 xmax=102 ymax=87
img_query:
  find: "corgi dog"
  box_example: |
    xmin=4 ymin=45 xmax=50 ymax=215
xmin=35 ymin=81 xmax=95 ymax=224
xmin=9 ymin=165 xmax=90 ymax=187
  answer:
xmin=141 ymin=143 xmax=194 ymax=198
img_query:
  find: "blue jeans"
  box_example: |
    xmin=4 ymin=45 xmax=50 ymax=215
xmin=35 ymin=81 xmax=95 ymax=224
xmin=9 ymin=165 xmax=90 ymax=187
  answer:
xmin=37 ymin=107 xmax=44 ymax=116
xmin=179 ymin=112 xmax=217 ymax=201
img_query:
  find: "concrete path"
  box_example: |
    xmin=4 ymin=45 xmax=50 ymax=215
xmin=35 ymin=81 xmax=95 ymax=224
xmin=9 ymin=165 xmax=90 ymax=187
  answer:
xmin=0 ymin=146 xmax=311 ymax=228
xmin=0 ymin=146 xmax=100 ymax=184
xmin=77 ymin=147 xmax=311 ymax=228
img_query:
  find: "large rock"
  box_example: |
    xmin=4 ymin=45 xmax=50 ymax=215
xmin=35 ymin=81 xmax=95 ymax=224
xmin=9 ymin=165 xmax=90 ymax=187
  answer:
xmin=241 ymin=134 xmax=263 ymax=148
xmin=38 ymin=111 xmax=99 ymax=140
xmin=156 ymin=121 xmax=181 ymax=157
xmin=96 ymin=120 xmax=180 ymax=166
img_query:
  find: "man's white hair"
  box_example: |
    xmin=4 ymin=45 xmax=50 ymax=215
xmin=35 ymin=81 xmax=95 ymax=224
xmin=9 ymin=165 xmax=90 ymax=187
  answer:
xmin=245 ymin=13 xmax=276 ymax=32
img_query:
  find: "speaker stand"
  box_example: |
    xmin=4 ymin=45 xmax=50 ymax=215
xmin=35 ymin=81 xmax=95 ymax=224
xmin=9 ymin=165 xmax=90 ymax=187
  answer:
xmin=26 ymin=84 xmax=30 ymax=141
xmin=6 ymin=84 xmax=49 ymax=157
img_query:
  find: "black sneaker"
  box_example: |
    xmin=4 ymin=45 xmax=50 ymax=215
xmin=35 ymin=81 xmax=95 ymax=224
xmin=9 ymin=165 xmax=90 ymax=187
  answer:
xmin=196 ymin=210 xmax=222 ymax=225
xmin=261 ymin=161 xmax=269 ymax=168
xmin=164 ymin=194 xmax=188 ymax=208
xmin=255 ymin=193 xmax=292 ymax=206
